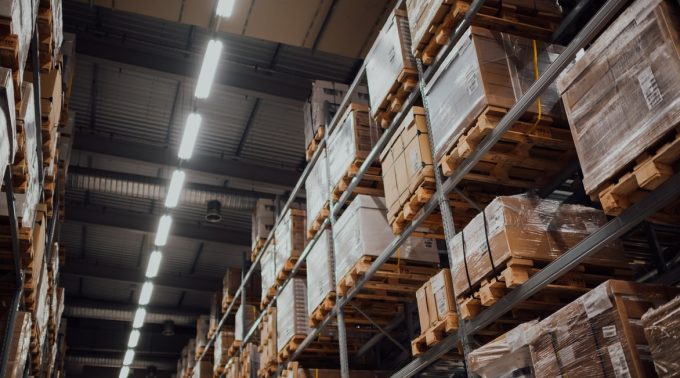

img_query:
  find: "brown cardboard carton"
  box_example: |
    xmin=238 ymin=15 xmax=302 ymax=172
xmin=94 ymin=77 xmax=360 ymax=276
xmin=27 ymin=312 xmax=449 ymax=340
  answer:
xmin=431 ymin=269 xmax=456 ymax=320
xmin=641 ymin=295 xmax=680 ymax=377
xmin=415 ymin=285 xmax=430 ymax=332
xmin=424 ymin=281 xmax=438 ymax=328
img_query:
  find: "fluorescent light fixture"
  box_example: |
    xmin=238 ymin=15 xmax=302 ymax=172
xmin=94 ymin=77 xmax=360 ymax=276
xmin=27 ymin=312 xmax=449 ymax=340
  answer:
xmin=127 ymin=330 xmax=140 ymax=348
xmin=216 ymin=0 xmax=235 ymax=17
xmin=194 ymin=39 xmax=223 ymax=99
xmin=138 ymin=282 xmax=154 ymax=305
xmin=178 ymin=113 xmax=201 ymax=160
xmin=145 ymin=251 xmax=162 ymax=278
xmin=133 ymin=308 xmax=146 ymax=328
xmin=123 ymin=349 xmax=135 ymax=366
xmin=119 ymin=366 xmax=130 ymax=378
xmin=165 ymin=170 xmax=185 ymax=208
xmin=154 ymin=215 xmax=172 ymax=247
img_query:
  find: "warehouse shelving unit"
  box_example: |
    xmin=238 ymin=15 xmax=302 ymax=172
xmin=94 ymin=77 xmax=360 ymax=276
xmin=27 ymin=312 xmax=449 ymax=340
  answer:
xmin=194 ymin=0 xmax=680 ymax=377
xmin=0 ymin=24 xmax=59 ymax=376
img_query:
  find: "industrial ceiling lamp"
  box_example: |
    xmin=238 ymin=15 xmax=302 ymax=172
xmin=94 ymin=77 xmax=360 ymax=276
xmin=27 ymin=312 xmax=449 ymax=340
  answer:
xmin=205 ymin=200 xmax=222 ymax=222
xmin=162 ymin=320 xmax=175 ymax=336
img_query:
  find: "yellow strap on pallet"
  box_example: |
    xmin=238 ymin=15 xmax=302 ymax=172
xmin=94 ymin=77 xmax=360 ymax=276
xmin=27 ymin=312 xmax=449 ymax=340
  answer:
xmin=529 ymin=39 xmax=542 ymax=133
xmin=315 ymin=369 xmax=319 ymax=378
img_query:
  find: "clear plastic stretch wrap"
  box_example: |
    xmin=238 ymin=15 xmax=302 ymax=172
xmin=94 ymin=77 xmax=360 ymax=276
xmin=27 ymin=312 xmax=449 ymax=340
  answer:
xmin=252 ymin=198 xmax=275 ymax=247
xmin=34 ymin=261 xmax=49 ymax=350
xmin=275 ymin=208 xmax=306 ymax=269
xmin=192 ymin=360 xmax=212 ymax=378
xmin=326 ymin=104 xmax=378 ymax=190
xmin=276 ymin=277 xmax=309 ymax=352
xmin=448 ymin=195 xmax=625 ymax=296
xmin=16 ymin=82 xmax=40 ymax=228
xmin=365 ymin=9 xmax=416 ymax=116
xmin=557 ymin=0 xmax=680 ymax=195
xmin=306 ymin=230 xmax=334 ymax=317
xmin=0 ymin=67 xmax=14 ymax=187
xmin=213 ymin=329 xmax=235 ymax=367
xmin=195 ymin=315 xmax=210 ymax=351
xmin=6 ymin=311 xmax=31 ymax=378
xmin=333 ymin=195 xmax=439 ymax=284
xmin=527 ymin=280 xmax=678 ymax=377
xmin=425 ymin=26 xmax=563 ymax=161
xmin=303 ymin=80 xmax=369 ymax=147
xmin=305 ymin=151 xmax=329 ymax=232
xmin=641 ymin=295 xmax=680 ymax=377
xmin=260 ymin=243 xmax=277 ymax=302
xmin=468 ymin=320 xmax=538 ymax=378
xmin=235 ymin=303 xmax=257 ymax=342
xmin=0 ymin=0 xmax=37 ymax=83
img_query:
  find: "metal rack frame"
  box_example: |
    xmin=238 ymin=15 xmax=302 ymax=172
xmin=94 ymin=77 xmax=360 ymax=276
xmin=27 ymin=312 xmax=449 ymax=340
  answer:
xmin=194 ymin=0 xmax=680 ymax=377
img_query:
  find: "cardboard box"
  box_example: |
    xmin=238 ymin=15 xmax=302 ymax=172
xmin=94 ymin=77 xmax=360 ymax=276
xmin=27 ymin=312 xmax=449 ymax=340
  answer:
xmin=424 ymin=281 xmax=438 ymax=328
xmin=431 ymin=269 xmax=455 ymax=320
xmin=276 ymin=277 xmax=308 ymax=353
xmin=556 ymin=0 xmax=680 ymax=195
xmin=468 ymin=320 xmax=538 ymax=378
xmin=274 ymin=208 xmax=306 ymax=273
xmin=415 ymin=285 xmax=430 ymax=332
xmin=641 ymin=295 xmax=680 ymax=377
xmin=305 ymin=230 xmax=334 ymax=317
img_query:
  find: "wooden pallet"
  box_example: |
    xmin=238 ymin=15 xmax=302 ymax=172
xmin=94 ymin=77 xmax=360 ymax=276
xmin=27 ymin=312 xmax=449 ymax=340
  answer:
xmin=260 ymin=284 xmax=278 ymax=309
xmin=413 ymin=1 xmax=561 ymax=65
xmin=374 ymin=67 xmax=419 ymax=128
xmin=439 ymin=106 xmax=575 ymax=188
xmin=275 ymin=256 xmax=305 ymax=287
xmin=306 ymin=203 xmax=329 ymax=240
xmin=457 ymin=257 xmax=632 ymax=321
xmin=330 ymin=158 xmax=384 ymax=202
xmin=594 ymin=129 xmax=680 ymax=219
xmin=257 ymin=360 xmax=277 ymax=378
xmin=336 ymin=256 xmax=439 ymax=302
xmin=305 ymin=126 xmax=325 ymax=161
xmin=411 ymin=311 xmax=459 ymax=356
xmin=277 ymin=334 xmax=306 ymax=363
xmin=250 ymin=237 xmax=268 ymax=261
xmin=226 ymin=340 xmax=241 ymax=358
xmin=308 ymin=291 xmax=336 ymax=327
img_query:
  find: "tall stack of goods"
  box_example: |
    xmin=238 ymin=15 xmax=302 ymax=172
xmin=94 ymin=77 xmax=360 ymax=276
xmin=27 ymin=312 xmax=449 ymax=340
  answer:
xmin=365 ymin=9 xmax=417 ymax=128
xmin=276 ymin=277 xmax=309 ymax=361
xmin=556 ymin=0 xmax=680 ymax=217
xmin=305 ymin=230 xmax=335 ymax=327
xmin=302 ymin=80 xmax=368 ymax=160
xmin=212 ymin=328 xmax=234 ymax=377
xmin=274 ymin=207 xmax=306 ymax=283
xmin=260 ymin=242 xmax=277 ymax=307
xmin=449 ymin=195 xmax=629 ymax=321
xmin=257 ymin=307 xmax=277 ymax=378
xmin=305 ymin=150 xmax=329 ymax=240
xmin=238 ymin=342 xmax=260 ymax=378
xmin=235 ymin=303 xmax=257 ymax=347
xmin=251 ymin=198 xmax=275 ymax=260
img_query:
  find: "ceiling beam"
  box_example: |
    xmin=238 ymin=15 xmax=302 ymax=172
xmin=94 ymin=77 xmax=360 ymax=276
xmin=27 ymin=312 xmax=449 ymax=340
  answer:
xmin=65 ymin=203 xmax=251 ymax=246
xmin=61 ymin=259 xmax=221 ymax=293
xmin=72 ymin=133 xmax=299 ymax=189
xmin=64 ymin=298 xmax=203 ymax=326
xmin=65 ymin=352 xmax=177 ymax=372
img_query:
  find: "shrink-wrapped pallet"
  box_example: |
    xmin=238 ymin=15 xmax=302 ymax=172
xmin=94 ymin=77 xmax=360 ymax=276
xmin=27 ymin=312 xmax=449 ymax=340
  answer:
xmin=195 ymin=315 xmax=210 ymax=355
xmin=235 ymin=303 xmax=257 ymax=342
xmin=274 ymin=208 xmax=306 ymax=270
xmin=276 ymin=277 xmax=308 ymax=352
xmin=303 ymin=80 xmax=369 ymax=149
xmin=5 ymin=311 xmax=31 ymax=378
xmin=425 ymin=26 xmax=563 ymax=162
xmin=326 ymin=103 xmax=378 ymax=191
xmin=192 ymin=360 xmax=212 ymax=378
xmin=468 ymin=320 xmax=538 ymax=378
xmin=260 ymin=243 xmax=277 ymax=303
xmin=252 ymin=198 xmax=275 ymax=248
xmin=528 ymin=280 xmax=678 ymax=377
xmin=306 ymin=230 xmax=334 ymax=317
xmin=213 ymin=329 xmax=234 ymax=369
xmin=333 ymin=195 xmax=439 ymax=284
xmin=557 ymin=0 xmax=680 ymax=196
xmin=365 ymin=9 xmax=416 ymax=126
xmin=0 ymin=0 xmax=37 ymax=84
xmin=448 ymin=195 xmax=625 ymax=296
xmin=641 ymin=295 xmax=680 ymax=377
xmin=305 ymin=151 xmax=329 ymax=233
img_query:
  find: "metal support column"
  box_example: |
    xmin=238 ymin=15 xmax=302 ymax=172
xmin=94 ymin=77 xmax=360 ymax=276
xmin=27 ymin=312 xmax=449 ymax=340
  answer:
xmin=30 ymin=29 xmax=44 ymax=187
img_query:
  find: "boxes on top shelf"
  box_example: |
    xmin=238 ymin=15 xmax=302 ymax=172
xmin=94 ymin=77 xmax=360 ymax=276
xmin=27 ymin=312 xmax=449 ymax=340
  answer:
xmin=306 ymin=230 xmax=335 ymax=327
xmin=365 ymin=9 xmax=417 ymax=128
xmin=556 ymin=0 xmax=680 ymax=218
xmin=326 ymin=103 xmax=383 ymax=202
xmin=405 ymin=0 xmax=562 ymax=65
xmin=449 ymin=195 xmax=632 ymax=321
xmin=303 ymin=80 xmax=369 ymax=160
xmin=641 ymin=295 xmax=680 ymax=377
xmin=0 ymin=0 xmax=38 ymax=89
xmin=425 ymin=26 xmax=573 ymax=185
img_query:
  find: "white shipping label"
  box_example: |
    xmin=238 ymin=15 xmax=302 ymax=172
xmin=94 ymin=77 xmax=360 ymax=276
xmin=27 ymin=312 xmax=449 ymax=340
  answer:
xmin=410 ymin=150 xmax=420 ymax=173
xmin=637 ymin=66 xmax=663 ymax=110
xmin=465 ymin=68 xmax=479 ymax=95
xmin=558 ymin=344 xmax=576 ymax=366
xmin=602 ymin=325 xmax=617 ymax=338
xmin=608 ymin=342 xmax=632 ymax=378
xmin=582 ymin=285 xmax=613 ymax=319
xmin=431 ymin=274 xmax=448 ymax=316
